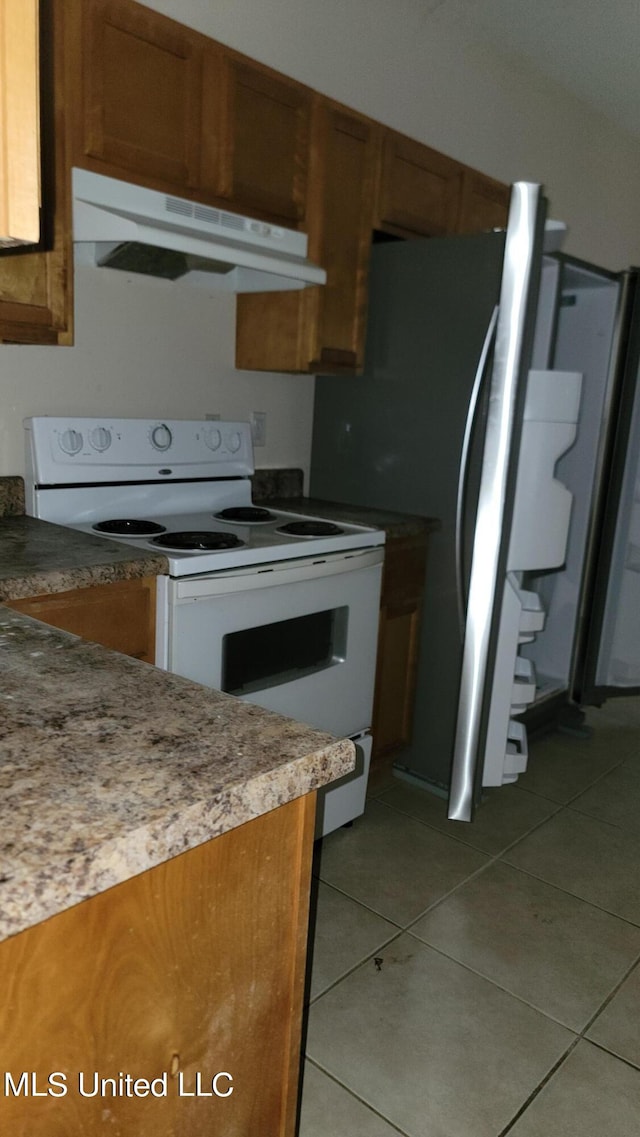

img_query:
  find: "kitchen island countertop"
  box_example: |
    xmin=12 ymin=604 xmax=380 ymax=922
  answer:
xmin=0 ymin=513 xmax=169 ymax=600
xmin=0 ymin=607 xmax=353 ymax=943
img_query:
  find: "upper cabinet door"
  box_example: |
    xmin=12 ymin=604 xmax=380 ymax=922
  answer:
xmin=308 ymin=104 xmax=379 ymax=371
xmin=80 ymin=0 xmax=204 ymax=189
xmin=0 ymin=0 xmax=70 ymax=345
xmin=375 ymin=131 xmax=463 ymax=238
xmin=219 ymin=59 xmax=312 ymax=224
xmin=0 ymin=0 xmax=40 ymax=247
xmin=457 ymin=168 xmax=510 ymax=234
xmin=235 ymin=98 xmax=379 ymax=374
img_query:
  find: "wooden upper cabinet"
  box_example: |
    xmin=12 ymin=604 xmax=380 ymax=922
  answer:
xmin=308 ymin=104 xmax=379 ymax=371
xmin=457 ymin=168 xmax=510 ymax=234
xmin=214 ymin=58 xmax=312 ymax=223
xmin=0 ymin=247 xmax=68 ymax=343
xmin=0 ymin=0 xmax=41 ymax=247
xmin=375 ymin=130 xmax=463 ymax=238
xmin=77 ymin=0 xmax=205 ymax=190
xmin=236 ymin=99 xmax=379 ymax=374
xmin=0 ymin=0 xmax=71 ymax=344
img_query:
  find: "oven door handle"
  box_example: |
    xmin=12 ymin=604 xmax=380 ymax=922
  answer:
xmin=172 ymin=546 xmax=384 ymax=599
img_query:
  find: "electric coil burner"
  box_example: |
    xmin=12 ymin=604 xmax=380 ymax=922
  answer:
xmin=277 ymin=520 xmax=344 ymax=537
xmin=93 ymin=518 xmax=167 ymax=536
xmin=152 ymin=530 xmax=245 ymax=552
xmin=215 ymin=506 xmax=276 ymax=523
xmin=24 ymin=417 xmax=385 ymax=839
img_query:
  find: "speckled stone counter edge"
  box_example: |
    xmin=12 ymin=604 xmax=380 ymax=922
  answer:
xmin=0 ymin=476 xmax=25 ymax=518
xmin=0 ymin=515 xmax=169 ymax=601
xmin=0 ymin=609 xmax=354 ymax=942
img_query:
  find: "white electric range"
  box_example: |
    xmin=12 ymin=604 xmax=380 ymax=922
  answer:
xmin=24 ymin=417 xmax=385 ymax=835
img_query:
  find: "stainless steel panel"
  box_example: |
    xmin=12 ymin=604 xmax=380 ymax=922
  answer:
xmin=448 ymin=183 xmax=546 ymax=822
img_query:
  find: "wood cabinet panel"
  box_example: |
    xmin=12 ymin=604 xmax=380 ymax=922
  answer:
xmin=375 ymin=131 xmax=463 ymax=238
xmin=0 ymin=793 xmax=315 ymax=1136
xmin=235 ymin=99 xmax=378 ymax=374
xmin=220 ymin=59 xmax=311 ymax=223
xmin=457 ymin=168 xmax=510 ymax=234
xmin=6 ymin=577 xmax=157 ymax=663
xmin=0 ymin=0 xmax=71 ymax=344
xmin=79 ymin=0 xmax=204 ymax=189
xmin=372 ymin=534 xmax=428 ymax=760
xmin=0 ymin=248 xmax=67 ymax=342
xmin=373 ymin=603 xmax=423 ymax=757
xmin=309 ymin=105 xmax=379 ymax=371
xmin=0 ymin=0 xmax=40 ymax=247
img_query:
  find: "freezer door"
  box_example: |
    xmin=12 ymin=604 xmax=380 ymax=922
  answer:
xmin=448 ymin=183 xmax=547 ymax=821
xmin=574 ymin=270 xmax=640 ymax=701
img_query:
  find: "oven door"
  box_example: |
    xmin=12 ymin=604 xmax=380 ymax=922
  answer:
xmin=163 ymin=547 xmax=383 ymax=738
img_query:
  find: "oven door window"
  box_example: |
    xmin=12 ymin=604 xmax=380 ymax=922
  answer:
xmin=222 ymin=606 xmax=348 ymax=696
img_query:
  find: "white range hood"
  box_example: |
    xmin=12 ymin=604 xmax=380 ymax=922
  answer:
xmin=72 ymin=167 xmax=326 ymax=293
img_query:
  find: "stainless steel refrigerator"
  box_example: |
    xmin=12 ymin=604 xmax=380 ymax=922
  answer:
xmin=309 ymin=182 xmax=640 ymax=821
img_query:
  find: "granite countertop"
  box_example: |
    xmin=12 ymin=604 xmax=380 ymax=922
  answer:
xmin=251 ymin=465 xmax=440 ymax=538
xmin=0 ymin=608 xmax=353 ymax=943
xmin=264 ymin=495 xmax=441 ymax=541
xmin=0 ymin=515 xmax=169 ymax=600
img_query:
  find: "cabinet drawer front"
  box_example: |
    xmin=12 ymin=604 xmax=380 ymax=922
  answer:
xmin=82 ymin=0 xmax=203 ymax=188
xmin=7 ymin=578 xmax=156 ymax=663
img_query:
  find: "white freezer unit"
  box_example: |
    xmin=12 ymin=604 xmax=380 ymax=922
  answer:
xmin=483 ymin=368 xmax=581 ymax=788
xmin=521 ymin=260 xmax=623 ymax=707
xmin=508 ymin=369 xmax=582 ymax=572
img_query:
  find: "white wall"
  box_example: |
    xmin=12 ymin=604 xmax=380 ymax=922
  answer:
xmin=2 ymin=0 xmax=640 ymax=479
xmin=140 ymin=0 xmax=640 ymax=269
xmin=0 ymin=266 xmax=314 ymax=477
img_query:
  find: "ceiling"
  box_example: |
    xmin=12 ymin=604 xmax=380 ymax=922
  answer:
xmin=441 ymin=0 xmax=640 ymax=141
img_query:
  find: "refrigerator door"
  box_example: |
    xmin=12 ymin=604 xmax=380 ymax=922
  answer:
xmin=311 ymin=229 xmax=507 ymax=797
xmin=448 ymin=183 xmax=547 ymax=821
xmin=573 ymin=270 xmax=640 ymax=701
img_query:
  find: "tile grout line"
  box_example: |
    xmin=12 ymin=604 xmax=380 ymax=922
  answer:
xmin=400 ymin=931 xmax=585 ymax=1034
xmin=308 ymin=927 xmax=404 ymax=1005
xmin=578 ymin=945 xmax=640 ymax=1040
xmin=372 ymin=790 xmax=564 ymax=858
xmin=496 ymin=1036 xmax=581 ymax=1136
xmin=495 ymin=855 xmax=640 ymax=930
xmin=302 ymin=1056 xmax=413 ymax=1136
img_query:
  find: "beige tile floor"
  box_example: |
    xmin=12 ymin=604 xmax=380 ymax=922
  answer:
xmin=298 ymin=698 xmax=640 ymax=1136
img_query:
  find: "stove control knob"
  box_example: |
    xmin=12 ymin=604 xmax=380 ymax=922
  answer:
xmin=150 ymin=423 xmax=172 ymax=452
xmin=89 ymin=426 xmax=112 ymax=452
xmin=204 ymin=427 xmax=222 ymax=451
xmin=226 ymin=430 xmax=242 ymax=454
xmin=59 ymin=428 xmax=83 ymax=456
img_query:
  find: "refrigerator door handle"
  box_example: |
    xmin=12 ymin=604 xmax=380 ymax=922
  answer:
xmin=455 ymin=305 xmax=499 ymax=633
xmin=448 ymin=182 xmax=545 ymax=823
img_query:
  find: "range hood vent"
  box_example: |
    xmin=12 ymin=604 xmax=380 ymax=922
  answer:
xmin=72 ymin=168 xmax=326 ymax=293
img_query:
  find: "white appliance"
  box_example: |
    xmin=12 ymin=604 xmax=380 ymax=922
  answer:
xmin=72 ymin=167 xmax=327 ymax=293
xmin=24 ymin=417 xmax=384 ymax=836
xmin=311 ymin=182 xmax=640 ymax=821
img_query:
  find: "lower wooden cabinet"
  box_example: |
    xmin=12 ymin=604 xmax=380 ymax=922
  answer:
xmin=372 ymin=533 xmax=428 ymax=761
xmin=5 ymin=576 xmax=157 ymax=663
xmin=0 ymin=793 xmax=316 ymax=1136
